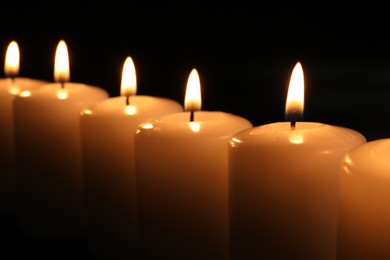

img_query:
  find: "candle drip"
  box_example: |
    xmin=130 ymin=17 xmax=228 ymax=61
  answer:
xmin=290 ymin=111 xmax=297 ymax=130
xmin=190 ymin=110 xmax=195 ymax=122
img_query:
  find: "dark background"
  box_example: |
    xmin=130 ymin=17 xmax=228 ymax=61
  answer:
xmin=1 ymin=2 xmax=390 ymax=258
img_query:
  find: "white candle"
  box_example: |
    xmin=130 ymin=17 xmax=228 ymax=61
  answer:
xmin=13 ymin=40 xmax=109 ymax=238
xmin=135 ymin=68 xmax=253 ymax=259
xmin=0 ymin=41 xmax=47 ymax=216
xmin=228 ymin=62 xmax=367 ymax=260
xmin=80 ymin=56 xmax=183 ymax=258
xmin=337 ymin=139 xmax=390 ymax=260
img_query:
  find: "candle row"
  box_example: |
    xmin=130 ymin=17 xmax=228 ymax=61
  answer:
xmin=0 ymin=40 xmax=388 ymax=260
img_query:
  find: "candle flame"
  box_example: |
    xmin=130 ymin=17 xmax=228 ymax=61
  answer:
xmin=285 ymin=61 xmax=304 ymax=117
xmin=4 ymin=41 xmax=20 ymax=77
xmin=54 ymin=40 xmax=70 ymax=83
xmin=121 ymin=56 xmax=137 ymax=97
xmin=184 ymin=68 xmax=201 ymax=111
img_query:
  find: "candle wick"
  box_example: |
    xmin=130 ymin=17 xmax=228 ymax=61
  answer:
xmin=190 ymin=110 xmax=195 ymax=122
xmin=60 ymin=81 xmax=65 ymax=89
xmin=290 ymin=111 xmax=297 ymax=130
xmin=126 ymin=94 xmax=130 ymax=106
xmin=10 ymin=76 xmax=15 ymax=83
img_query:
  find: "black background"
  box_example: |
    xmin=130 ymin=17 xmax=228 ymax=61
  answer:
xmin=1 ymin=2 xmax=390 ymax=258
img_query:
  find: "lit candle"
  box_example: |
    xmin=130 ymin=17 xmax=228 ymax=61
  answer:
xmin=79 ymin=56 xmax=183 ymax=258
xmin=134 ymin=68 xmax=253 ymax=259
xmin=13 ymin=39 xmax=109 ymax=238
xmin=228 ymin=62 xmax=367 ymax=260
xmin=0 ymin=41 xmax=47 ymax=216
xmin=337 ymin=139 xmax=390 ymax=259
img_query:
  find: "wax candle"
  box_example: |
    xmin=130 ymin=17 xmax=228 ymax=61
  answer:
xmin=337 ymin=139 xmax=390 ymax=260
xmin=135 ymin=68 xmax=253 ymax=260
xmin=0 ymin=41 xmax=47 ymax=216
xmin=79 ymin=56 xmax=183 ymax=259
xmin=228 ymin=62 xmax=367 ymax=260
xmin=13 ymin=40 xmax=109 ymax=238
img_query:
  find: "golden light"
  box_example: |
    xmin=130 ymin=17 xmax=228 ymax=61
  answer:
xmin=125 ymin=105 xmax=137 ymax=115
xmin=184 ymin=68 xmax=201 ymax=112
xmin=189 ymin=122 xmax=201 ymax=132
xmin=288 ymin=131 xmax=304 ymax=144
xmin=19 ymin=90 xmax=31 ymax=97
xmin=285 ymin=62 xmax=304 ymax=116
xmin=57 ymin=88 xmax=69 ymax=100
xmin=121 ymin=56 xmax=137 ymax=97
xmin=139 ymin=122 xmax=154 ymax=130
xmin=54 ymin=40 xmax=70 ymax=83
xmin=4 ymin=41 xmax=20 ymax=77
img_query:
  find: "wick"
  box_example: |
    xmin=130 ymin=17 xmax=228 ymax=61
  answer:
xmin=10 ymin=76 xmax=15 ymax=83
xmin=60 ymin=81 xmax=65 ymax=89
xmin=290 ymin=111 xmax=297 ymax=130
xmin=126 ymin=94 xmax=130 ymax=106
xmin=190 ymin=110 xmax=195 ymax=122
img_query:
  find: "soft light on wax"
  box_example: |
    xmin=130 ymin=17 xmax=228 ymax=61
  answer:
xmin=135 ymin=68 xmax=253 ymax=260
xmin=80 ymin=56 xmax=183 ymax=259
xmin=0 ymin=41 xmax=47 ymax=216
xmin=228 ymin=62 xmax=367 ymax=260
xmin=13 ymin=40 xmax=109 ymax=238
xmin=337 ymin=139 xmax=390 ymax=260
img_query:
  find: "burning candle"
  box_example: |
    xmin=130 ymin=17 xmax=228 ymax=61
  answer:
xmin=0 ymin=41 xmax=47 ymax=216
xmin=13 ymin=39 xmax=109 ymax=238
xmin=80 ymin=56 xmax=183 ymax=258
xmin=134 ymin=68 xmax=252 ymax=259
xmin=228 ymin=62 xmax=366 ymax=260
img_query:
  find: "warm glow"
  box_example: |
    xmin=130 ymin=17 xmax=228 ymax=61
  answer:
xmin=57 ymin=88 xmax=69 ymax=100
xmin=139 ymin=122 xmax=154 ymax=129
xmin=121 ymin=56 xmax=137 ymax=96
xmin=19 ymin=90 xmax=31 ymax=97
xmin=82 ymin=109 xmax=93 ymax=115
xmin=189 ymin=122 xmax=201 ymax=132
xmin=125 ymin=105 xmax=137 ymax=115
xmin=288 ymin=131 xmax=303 ymax=144
xmin=184 ymin=68 xmax=201 ymax=111
xmin=9 ymin=87 xmax=20 ymax=95
xmin=4 ymin=41 xmax=20 ymax=77
xmin=54 ymin=40 xmax=70 ymax=83
xmin=285 ymin=62 xmax=304 ymax=115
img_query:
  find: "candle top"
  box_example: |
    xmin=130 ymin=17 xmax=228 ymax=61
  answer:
xmin=136 ymin=111 xmax=253 ymax=138
xmin=81 ymin=95 xmax=183 ymax=118
xmin=14 ymin=82 xmax=108 ymax=103
xmin=0 ymin=77 xmax=47 ymax=96
xmin=229 ymin=122 xmax=366 ymax=149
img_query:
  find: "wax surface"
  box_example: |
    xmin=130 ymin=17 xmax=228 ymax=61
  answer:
xmin=337 ymin=138 xmax=390 ymax=260
xmin=80 ymin=95 xmax=183 ymax=258
xmin=14 ymin=82 xmax=108 ymax=238
xmin=0 ymin=77 xmax=47 ymax=216
xmin=228 ymin=121 xmax=366 ymax=260
xmin=135 ymin=111 xmax=252 ymax=260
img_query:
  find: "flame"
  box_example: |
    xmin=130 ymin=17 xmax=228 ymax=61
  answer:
xmin=4 ymin=41 xmax=20 ymax=77
xmin=285 ymin=61 xmax=304 ymax=116
xmin=121 ymin=56 xmax=137 ymax=97
xmin=54 ymin=40 xmax=70 ymax=83
xmin=184 ymin=68 xmax=201 ymax=111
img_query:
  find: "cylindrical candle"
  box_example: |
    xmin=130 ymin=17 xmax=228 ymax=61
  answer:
xmin=337 ymin=139 xmax=390 ymax=260
xmin=228 ymin=62 xmax=367 ymax=260
xmin=135 ymin=69 xmax=253 ymax=260
xmin=0 ymin=41 xmax=47 ymax=216
xmin=80 ymin=56 xmax=183 ymax=259
xmin=13 ymin=40 xmax=109 ymax=238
